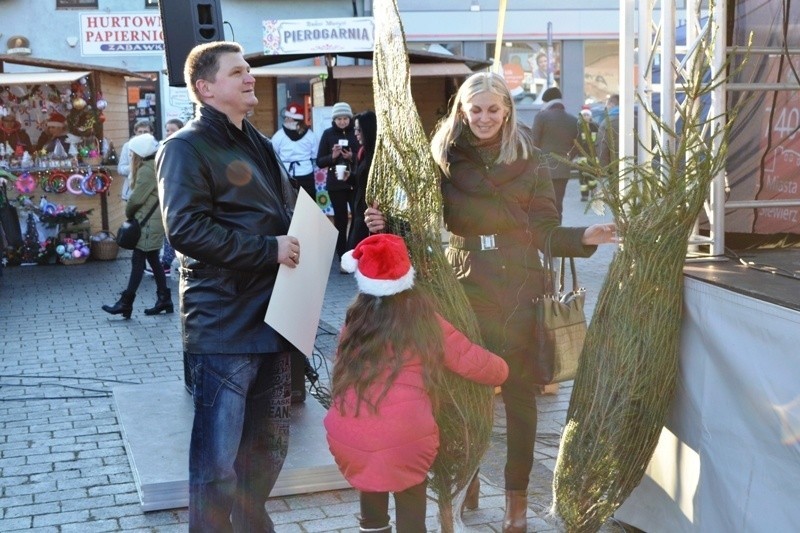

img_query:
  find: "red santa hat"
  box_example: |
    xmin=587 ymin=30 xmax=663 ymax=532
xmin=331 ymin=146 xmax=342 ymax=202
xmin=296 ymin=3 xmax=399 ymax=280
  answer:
xmin=47 ymin=112 xmax=66 ymax=127
xmin=341 ymin=234 xmax=415 ymax=296
xmin=284 ymin=102 xmax=305 ymax=121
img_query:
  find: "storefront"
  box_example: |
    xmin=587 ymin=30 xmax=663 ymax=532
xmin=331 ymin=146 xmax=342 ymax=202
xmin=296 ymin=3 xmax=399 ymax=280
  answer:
xmin=0 ymin=54 xmax=144 ymax=266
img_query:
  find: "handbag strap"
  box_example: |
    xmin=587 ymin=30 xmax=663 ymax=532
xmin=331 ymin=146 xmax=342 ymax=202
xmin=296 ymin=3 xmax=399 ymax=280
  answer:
xmin=543 ymin=231 xmax=580 ymax=295
xmin=139 ymin=201 xmax=160 ymax=225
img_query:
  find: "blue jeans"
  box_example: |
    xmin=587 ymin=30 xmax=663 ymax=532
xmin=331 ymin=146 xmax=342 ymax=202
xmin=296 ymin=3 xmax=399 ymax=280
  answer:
xmin=189 ymin=352 xmax=291 ymax=533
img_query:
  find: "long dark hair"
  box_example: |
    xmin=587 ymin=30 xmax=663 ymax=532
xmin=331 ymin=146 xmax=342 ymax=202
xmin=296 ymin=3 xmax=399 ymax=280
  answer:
xmin=332 ymin=288 xmax=445 ymax=416
xmin=355 ymin=110 xmax=377 ymax=157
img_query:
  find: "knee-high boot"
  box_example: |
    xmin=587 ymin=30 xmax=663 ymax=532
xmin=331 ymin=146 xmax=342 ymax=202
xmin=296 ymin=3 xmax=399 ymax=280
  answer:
xmin=502 ymin=489 xmax=528 ymax=533
xmin=144 ymin=288 xmax=174 ymax=315
xmin=102 ymin=290 xmax=136 ymax=319
xmin=463 ymin=470 xmax=480 ymax=511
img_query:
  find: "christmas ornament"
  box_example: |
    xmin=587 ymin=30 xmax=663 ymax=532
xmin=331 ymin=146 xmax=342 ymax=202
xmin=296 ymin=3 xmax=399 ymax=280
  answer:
xmin=72 ymin=97 xmax=87 ymax=110
xmin=15 ymin=172 xmax=36 ymax=194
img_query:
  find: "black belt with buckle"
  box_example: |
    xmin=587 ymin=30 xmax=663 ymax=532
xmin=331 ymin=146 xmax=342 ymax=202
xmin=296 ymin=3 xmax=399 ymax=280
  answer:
xmin=449 ymin=232 xmax=518 ymax=251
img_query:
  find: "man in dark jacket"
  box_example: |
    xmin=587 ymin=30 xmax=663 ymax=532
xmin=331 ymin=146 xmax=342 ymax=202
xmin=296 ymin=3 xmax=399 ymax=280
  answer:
xmin=596 ymin=93 xmax=620 ymax=189
xmin=532 ymin=87 xmax=579 ymax=221
xmin=156 ymin=41 xmax=300 ymax=533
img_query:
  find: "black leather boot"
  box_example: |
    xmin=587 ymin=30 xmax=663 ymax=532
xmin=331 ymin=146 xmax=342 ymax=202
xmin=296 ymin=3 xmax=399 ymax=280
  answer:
xmin=144 ymin=288 xmax=174 ymax=315
xmin=102 ymin=290 xmax=136 ymax=319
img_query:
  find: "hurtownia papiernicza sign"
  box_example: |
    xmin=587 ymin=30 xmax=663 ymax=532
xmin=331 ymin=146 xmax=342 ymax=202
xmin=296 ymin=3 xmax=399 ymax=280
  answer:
xmin=263 ymin=17 xmax=375 ymax=55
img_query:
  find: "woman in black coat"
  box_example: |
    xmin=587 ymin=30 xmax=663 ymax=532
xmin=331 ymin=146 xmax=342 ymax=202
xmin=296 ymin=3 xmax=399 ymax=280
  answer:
xmin=364 ymin=72 xmax=617 ymax=531
xmin=347 ymin=110 xmax=377 ymax=250
xmin=316 ymin=102 xmax=360 ymax=263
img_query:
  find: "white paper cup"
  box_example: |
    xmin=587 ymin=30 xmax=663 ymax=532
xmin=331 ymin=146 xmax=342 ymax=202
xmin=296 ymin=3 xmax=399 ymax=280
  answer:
xmin=336 ymin=165 xmax=347 ymax=180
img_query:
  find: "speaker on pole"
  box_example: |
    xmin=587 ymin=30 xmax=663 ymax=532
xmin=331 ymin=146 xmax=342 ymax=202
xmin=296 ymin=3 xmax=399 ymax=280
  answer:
xmin=159 ymin=0 xmax=224 ymax=87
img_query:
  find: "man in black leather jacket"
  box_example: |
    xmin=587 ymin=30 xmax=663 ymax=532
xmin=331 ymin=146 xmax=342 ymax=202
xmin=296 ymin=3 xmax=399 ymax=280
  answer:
xmin=156 ymin=41 xmax=301 ymax=533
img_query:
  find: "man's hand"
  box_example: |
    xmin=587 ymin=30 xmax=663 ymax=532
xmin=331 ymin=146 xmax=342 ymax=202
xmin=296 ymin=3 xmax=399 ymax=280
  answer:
xmin=277 ymin=235 xmax=300 ymax=268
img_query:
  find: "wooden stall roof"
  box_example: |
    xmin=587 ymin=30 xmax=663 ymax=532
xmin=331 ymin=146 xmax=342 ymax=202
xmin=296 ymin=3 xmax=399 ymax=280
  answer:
xmin=244 ymin=48 xmax=491 ymax=71
xmin=251 ymin=62 xmax=474 ymax=79
xmin=0 ymin=54 xmax=148 ymax=79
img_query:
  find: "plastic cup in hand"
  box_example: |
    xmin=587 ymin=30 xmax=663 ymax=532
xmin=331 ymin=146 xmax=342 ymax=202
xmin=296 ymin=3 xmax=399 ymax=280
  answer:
xmin=336 ymin=165 xmax=347 ymax=180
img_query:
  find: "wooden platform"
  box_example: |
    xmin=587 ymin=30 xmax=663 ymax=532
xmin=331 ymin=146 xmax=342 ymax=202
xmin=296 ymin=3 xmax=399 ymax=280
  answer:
xmin=113 ymin=381 xmax=348 ymax=512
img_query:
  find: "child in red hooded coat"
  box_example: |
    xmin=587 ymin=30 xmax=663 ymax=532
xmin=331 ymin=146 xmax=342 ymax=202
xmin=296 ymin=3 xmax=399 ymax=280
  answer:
xmin=324 ymin=234 xmax=508 ymax=532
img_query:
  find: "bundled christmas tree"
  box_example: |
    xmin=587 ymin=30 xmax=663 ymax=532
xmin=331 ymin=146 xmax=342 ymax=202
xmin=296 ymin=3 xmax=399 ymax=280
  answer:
xmin=367 ymin=1 xmax=493 ymax=530
xmin=552 ymin=6 xmax=747 ymax=530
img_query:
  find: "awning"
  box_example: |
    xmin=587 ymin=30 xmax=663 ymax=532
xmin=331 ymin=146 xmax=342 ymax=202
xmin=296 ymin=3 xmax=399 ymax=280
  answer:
xmin=250 ymin=65 xmax=326 ymax=78
xmin=250 ymin=62 xmax=473 ymax=79
xmin=0 ymin=70 xmax=91 ymax=85
xmin=333 ymin=62 xmax=473 ymax=79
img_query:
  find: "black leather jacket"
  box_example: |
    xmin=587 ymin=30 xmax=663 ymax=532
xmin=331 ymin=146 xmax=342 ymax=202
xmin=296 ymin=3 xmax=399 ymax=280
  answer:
xmin=156 ymin=105 xmax=296 ymax=355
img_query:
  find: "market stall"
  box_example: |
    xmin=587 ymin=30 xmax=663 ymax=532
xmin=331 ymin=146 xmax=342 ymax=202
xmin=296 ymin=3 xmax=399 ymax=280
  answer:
xmin=0 ymin=55 xmax=145 ymax=266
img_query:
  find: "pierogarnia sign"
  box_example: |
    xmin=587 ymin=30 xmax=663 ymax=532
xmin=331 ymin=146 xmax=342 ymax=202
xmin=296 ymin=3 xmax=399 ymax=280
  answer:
xmin=263 ymin=17 xmax=375 ymax=55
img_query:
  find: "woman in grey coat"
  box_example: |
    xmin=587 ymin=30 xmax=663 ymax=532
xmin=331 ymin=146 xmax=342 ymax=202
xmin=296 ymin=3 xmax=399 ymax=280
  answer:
xmin=102 ymin=133 xmax=173 ymax=318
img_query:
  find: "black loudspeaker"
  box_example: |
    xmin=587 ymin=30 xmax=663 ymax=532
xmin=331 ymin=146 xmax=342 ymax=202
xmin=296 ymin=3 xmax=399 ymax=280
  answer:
xmin=159 ymin=0 xmax=224 ymax=87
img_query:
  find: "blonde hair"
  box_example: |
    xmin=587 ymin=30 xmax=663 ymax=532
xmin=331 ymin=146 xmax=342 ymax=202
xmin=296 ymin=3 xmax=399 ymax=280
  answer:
xmin=431 ymin=72 xmax=532 ymax=175
xmin=129 ymin=152 xmax=143 ymax=190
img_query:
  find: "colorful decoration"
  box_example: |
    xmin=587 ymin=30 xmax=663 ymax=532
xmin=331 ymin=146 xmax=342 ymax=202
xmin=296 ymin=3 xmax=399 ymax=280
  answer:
xmin=38 ymin=205 xmax=92 ymax=228
xmin=14 ymin=172 xmax=36 ymax=194
xmin=66 ymin=173 xmax=85 ymax=195
xmin=86 ymin=169 xmax=111 ymax=193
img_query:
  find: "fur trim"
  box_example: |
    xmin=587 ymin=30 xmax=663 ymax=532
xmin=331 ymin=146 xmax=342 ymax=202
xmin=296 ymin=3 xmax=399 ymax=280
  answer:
xmin=354 ymin=266 xmax=415 ymax=296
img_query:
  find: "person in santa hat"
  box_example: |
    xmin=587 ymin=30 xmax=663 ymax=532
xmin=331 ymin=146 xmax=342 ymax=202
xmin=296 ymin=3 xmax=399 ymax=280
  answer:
xmin=0 ymin=112 xmax=32 ymax=153
xmin=270 ymin=102 xmax=319 ymax=201
xmin=324 ymin=233 xmax=508 ymax=533
xmin=35 ymin=111 xmax=70 ymax=153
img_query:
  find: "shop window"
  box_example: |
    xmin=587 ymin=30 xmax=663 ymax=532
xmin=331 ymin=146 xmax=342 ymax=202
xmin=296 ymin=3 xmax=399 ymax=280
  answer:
xmin=145 ymin=0 xmax=159 ymax=8
xmin=583 ymin=41 xmax=619 ymax=106
xmin=126 ymin=74 xmax=161 ymax=138
xmin=56 ymin=0 xmax=98 ymax=8
xmin=486 ymin=42 xmax=561 ymax=104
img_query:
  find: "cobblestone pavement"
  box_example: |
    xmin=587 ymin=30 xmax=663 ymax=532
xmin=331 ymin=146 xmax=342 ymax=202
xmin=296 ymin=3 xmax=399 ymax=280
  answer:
xmin=0 ymin=180 xmax=629 ymax=532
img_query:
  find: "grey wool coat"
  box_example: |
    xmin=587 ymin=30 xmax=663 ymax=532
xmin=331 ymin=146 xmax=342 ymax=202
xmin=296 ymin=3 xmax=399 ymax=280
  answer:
xmin=125 ymin=158 xmax=164 ymax=252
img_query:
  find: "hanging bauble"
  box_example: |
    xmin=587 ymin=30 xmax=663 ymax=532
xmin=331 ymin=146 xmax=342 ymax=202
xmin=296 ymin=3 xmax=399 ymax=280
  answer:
xmin=98 ymin=112 xmax=106 ymax=123
xmin=72 ymin=97 xmax=87 ymax=110
xmin=79 ymin=146 xmax=90 ymax=158
xmin=95 ymin=98 xmax=108 ymax=111
xmin=80 ymin=77 xmax=88 ymax=85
